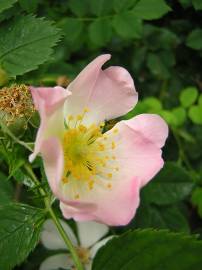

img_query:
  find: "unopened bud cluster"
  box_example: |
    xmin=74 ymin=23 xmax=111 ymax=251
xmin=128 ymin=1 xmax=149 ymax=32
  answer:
xmin=0 ymin=84 xmax=35 ymax=126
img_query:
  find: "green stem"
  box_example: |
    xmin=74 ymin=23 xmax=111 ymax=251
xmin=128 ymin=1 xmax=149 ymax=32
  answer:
xmin=24 ymin=164 xmax=84 ymax=270
xmin=0 ymin=121 xmax=33 ymax=152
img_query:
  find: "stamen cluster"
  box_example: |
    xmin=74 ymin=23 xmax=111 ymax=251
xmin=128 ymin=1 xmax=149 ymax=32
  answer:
xmin=61 ymin=108 xmax=119 ymax=199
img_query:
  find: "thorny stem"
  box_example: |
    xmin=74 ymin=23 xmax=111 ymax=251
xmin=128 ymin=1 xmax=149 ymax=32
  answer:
xmin=24 ymin=164 xmax=84 ymax=270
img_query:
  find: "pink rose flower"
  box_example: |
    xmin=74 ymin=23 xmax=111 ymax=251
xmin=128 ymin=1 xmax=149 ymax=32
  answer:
xmin=30 ymin=55 xmax=168 ymax=226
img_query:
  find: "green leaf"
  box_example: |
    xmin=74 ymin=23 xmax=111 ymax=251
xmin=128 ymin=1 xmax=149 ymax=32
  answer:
xmin=180 ymin=86 xmax=198 ymax=108
xmin=172 ymin=107 xmax=187 ymax=126
xmin=0 ymin=203 xmax=45 ymax=270
xmin=59 ymin=18 xmax=83 ymax=43
xmin=159 ymin=110 xmax=177 ymax=126
xmin=0 ymin=15 xmax=61 ymax=77
xmin=135 ymin=204 xmax=190 ymax=233
xmin=93 ymin=229 xmax=202 ymax=270
xmin=88 ymin=0 xmax=114 ymax=16
xmin=133 ymin=0 xmax=171 ymax=20
xmin=113 ymin=0 xmax=138 ymax=12
xmin=160 ymin=109 xmax=187 ymax=127
xmin=143 ymin=97 xmax=162 ymax=112
xmin=89 ymin=18 xmax=112 ymax=46
xmin=19 ymin=0 xmax=39 ymax=13
xmin=198 ymin=94 xmax=202 ymax=106
xmin=0 ymin=172 xmax=13 ymax=205
xmin=0 ymin=67 xmax=9 ymax=86
xmin=188 ymin=105 xmax=202 ymax=124
xmin=112 ymin=11 xmax=142 ymax=39
xmin=192 ymin=187 xmax=202 ymax=217
xmin=143 ymin=25 xmax=179 ymax=50
xmin=146 ymin=53 xmax=170 ymax=79
xmin=192 ymin=0 xmax=202 ymax=10
xmin=0 ymin=0 xmax=17 ymax=14
xmin=67 ymin=0 xmax=89 ymax=16
xmin=186 ymin=29 xmax=202 ymax=50
xmin=179 ymin=0 xmax=192 ymax=8
xmin=142 ymin=162 xmax=194 ymax=205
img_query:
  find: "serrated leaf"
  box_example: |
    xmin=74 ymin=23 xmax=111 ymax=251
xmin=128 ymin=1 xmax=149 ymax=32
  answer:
xmin=142 ymin=162 xmax=194 ymax=205
xmin=188 ymin=105 xmax=202 ymax=124
xmin=133 ymin=0 xmax=171 ymax=20
xmin=0 ymin=0 xmax=17 ymax=14
xmin=186 ymin=29 xmax=202 ymax=50
xmin=88 ymin=18 xmax=112 ymax=46
xmin=0 ymin=172 xmax=13 ymax=205
xmin=0 ymin=15 xmax=61 ymax=77
xmin=0 ymin=203 xmax=45 ymax=270
xmin=93 ymin=229 xmax=202 ymax=270
xmin=112 ymin=11 xmax=142 ymax=39
xmin=180 ymin=86 xmax=198 ymax=108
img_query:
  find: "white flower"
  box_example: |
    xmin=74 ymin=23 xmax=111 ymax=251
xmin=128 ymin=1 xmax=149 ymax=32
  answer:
xmin=40 ymin=219 xmax=112 ymax=270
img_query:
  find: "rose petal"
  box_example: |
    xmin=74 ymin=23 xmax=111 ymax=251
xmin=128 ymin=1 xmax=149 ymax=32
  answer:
xmin=29 ymin=86 xmax=70 ymax=162
xmin=65 ymin=54 xmax=138 ymax=125
xmin=39 ymin=254 xmax=73 ymax=270
xmin=40 ymin=137 xmax=64 ymax=191
xmin=60 ymin=177 xmax=141 ymax=226
xmin=41 ymin=219 xmax=78 ymax=250
xmin=117 ymin=114 xmax=168 ymax=186
xmin=77 ymin=221 xmax=109 ymax=248
xmin=58 ymin=114 xmax=167 ymax=225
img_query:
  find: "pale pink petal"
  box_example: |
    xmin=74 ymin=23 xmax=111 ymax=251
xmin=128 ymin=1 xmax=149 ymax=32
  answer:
xmin=40 ymin=137 xmax=64 ymax=192
xmin=77 ymin=221 xmax=109 ymax=248
xmin=39 ymin=254 xmax=73 ymax=270
xmin=124 ymin=114 xmax=169 ymax=148
xmin=115 ymin=114 xmax=168 ymax=186
xmin=65 ymin=54 xmax=138 ymax=125
xmin=60 ymin=177 xmax=141 ymax=226
xmin=57 ymin=114 xmax=167 ymax=225
xmin=41 ymin=219 xmax=78 ymax=250
xmin=29 ymin=86 xmax=71 ymax=162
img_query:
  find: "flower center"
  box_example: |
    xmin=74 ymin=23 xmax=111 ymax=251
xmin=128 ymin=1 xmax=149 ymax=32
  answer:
xmin=76 ymin=247 xmax=90 ymax=264
xmin=61 ymin=109 xmax=119 ymax=198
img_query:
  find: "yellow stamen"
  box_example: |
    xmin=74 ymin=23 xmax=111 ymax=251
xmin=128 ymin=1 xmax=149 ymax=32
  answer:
xmin=112 ymin=141 xmax=116 ymax=149
xmin=61 ymin=107 xmax=119 ymax=194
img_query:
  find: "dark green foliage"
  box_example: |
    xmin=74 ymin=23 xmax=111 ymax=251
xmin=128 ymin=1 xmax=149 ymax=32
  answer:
xmin=0 ymin=203 xmax=45 ymax=270
xmin=0 ymin=0 xmax=17 ymax=14
xmin=0 ymin=172 xmax=13 ymax=205
xmin=93 ymin=229 xmax=202 ymax=270
xmin=0 ymin=15 xmax=61 ymax=77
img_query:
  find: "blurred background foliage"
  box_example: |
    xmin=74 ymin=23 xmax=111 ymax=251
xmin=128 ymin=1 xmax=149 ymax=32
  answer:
xmin=0 ymin=0 xmax=202 ymax=269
